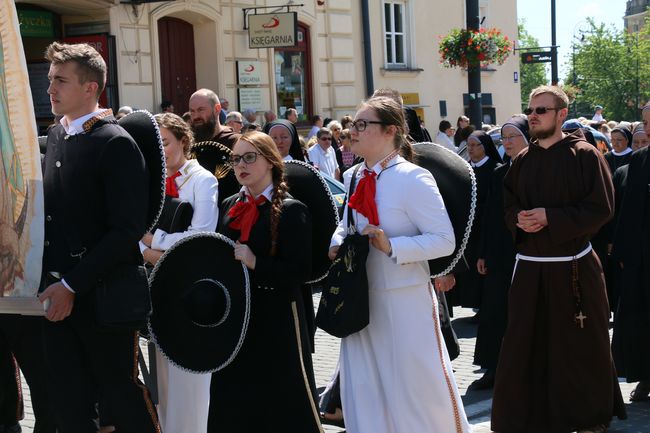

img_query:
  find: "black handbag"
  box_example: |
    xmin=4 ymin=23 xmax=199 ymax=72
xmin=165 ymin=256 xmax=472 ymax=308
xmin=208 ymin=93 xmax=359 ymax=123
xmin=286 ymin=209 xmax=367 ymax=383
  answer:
xmin=316 ymin=165 xmax=370 ymax=338
xmin=96 ymin=264 xmax=152 ymax=330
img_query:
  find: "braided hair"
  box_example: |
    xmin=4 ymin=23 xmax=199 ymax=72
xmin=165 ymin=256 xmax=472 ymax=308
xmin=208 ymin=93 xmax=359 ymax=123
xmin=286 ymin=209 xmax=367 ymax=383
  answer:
xmin=236 ymin=131 xmax=288 ymax=256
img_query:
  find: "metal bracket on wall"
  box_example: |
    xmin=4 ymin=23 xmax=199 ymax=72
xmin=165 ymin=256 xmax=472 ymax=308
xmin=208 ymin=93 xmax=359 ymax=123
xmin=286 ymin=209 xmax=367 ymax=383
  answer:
xmin=242 ymin=3 xmax=304 ymax=30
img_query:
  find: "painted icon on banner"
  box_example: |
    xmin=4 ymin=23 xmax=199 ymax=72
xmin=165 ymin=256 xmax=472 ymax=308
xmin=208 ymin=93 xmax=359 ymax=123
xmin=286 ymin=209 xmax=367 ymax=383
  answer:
xmin=0 ymin=0 xmax=45 ymax=313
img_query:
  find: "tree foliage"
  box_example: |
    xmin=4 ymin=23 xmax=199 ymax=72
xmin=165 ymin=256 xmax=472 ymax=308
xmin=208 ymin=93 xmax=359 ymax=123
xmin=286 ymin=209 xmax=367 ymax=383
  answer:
xmin=565 ymin=17 xmax=650 ymax=121
xmin=518 ymin=22 xmax=547 ymax=111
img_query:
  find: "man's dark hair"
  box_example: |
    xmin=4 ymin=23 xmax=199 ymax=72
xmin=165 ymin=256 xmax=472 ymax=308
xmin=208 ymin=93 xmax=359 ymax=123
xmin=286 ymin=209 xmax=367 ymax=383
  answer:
xmin=316 ymin=127 xmax=332 ymax=139
xmin=311 ymin=114 xmax=322 ymax=124
xmin=45 ymin=42 xmax=106 ymax=98
xmin=439 ymin=120 xmax=452 ymax=132
xmin=284 ymin=108 xmax=297 ymax=119
xmin=160 ymin=100 xmax=173 ymax=111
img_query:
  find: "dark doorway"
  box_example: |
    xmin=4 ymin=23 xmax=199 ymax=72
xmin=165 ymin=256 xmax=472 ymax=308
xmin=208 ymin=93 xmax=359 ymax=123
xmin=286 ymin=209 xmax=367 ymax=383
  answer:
xmin=158 ymin=17 xmax=196 ymax=115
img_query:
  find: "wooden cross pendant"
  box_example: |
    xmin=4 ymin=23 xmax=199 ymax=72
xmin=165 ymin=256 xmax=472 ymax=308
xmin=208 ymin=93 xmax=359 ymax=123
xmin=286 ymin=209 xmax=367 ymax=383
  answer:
xmin=575 ymin=311 xmax=587 ymax=329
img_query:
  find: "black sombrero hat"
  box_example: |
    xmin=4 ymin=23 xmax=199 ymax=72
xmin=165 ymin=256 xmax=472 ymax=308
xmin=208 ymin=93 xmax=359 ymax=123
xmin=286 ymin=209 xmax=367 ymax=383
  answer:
xmin=190 ymin=141 xmax=240 ymax=203
xmin=148 ymin=232 xmax=251 ymax=373
xmin=412 ymin=142 xmax=477 ymax=278
xmin=118 ymin=110 xmax=166 ymax=233
xmin=284 ymin=160 xmax=340 ymax=283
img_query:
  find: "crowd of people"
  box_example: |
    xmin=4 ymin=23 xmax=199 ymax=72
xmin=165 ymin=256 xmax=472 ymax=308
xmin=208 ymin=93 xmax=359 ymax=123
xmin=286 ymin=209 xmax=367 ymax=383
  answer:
xmin=0 ymin=41 xmax=649 ymax=433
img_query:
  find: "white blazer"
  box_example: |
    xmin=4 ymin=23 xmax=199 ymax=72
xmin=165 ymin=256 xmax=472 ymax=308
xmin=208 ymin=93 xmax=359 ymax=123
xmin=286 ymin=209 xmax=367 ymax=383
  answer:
xmin=151 ymin=159 xmax=219 ymax=250
xmin=331 ymin=155 xmax=455 ymax=291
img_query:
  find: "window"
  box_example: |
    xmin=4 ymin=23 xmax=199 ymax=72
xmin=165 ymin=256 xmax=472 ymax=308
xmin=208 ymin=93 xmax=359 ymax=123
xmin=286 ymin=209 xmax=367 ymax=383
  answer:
xmin=274 ymin=23 xmax=313 ymax=124
xmin=383 ymin=1 xmax=409 ymax=68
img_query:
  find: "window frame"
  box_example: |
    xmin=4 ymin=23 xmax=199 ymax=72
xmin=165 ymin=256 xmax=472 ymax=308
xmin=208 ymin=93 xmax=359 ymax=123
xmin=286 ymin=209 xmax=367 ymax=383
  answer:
xmin=382 ymin=0 xmax=411 ymax=69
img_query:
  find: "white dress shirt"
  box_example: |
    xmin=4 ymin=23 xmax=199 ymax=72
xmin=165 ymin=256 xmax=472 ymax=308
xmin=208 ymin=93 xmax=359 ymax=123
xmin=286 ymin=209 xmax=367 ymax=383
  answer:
xmin=149 ymin=159 xmax=219 ymax=251
xmin=435 ymin=131 xmax=458 ymax=152
xmin=308 ymin=144 xmax=338 ymax=178
xmin=59 ymin=109 xmax=108 ymax=135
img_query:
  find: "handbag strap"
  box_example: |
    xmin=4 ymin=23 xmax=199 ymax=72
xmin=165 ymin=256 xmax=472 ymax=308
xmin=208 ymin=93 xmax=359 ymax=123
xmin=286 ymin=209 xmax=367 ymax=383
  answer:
xmin=344 ymin=164 xmax=363 ymax=230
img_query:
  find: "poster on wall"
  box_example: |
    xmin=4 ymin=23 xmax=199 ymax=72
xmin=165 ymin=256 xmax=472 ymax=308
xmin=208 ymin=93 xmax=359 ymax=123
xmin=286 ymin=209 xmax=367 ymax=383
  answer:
xmin=0 ymin=0 xmax=45 ymax=314
xmin=238 ymin=88 xmax=264 ymax=112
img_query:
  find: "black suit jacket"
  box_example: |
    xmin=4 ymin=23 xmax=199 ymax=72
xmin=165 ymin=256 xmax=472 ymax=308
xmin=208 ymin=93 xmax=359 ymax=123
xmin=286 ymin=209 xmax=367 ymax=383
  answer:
xmin=42 ymin=117 xmax=148 ymax=296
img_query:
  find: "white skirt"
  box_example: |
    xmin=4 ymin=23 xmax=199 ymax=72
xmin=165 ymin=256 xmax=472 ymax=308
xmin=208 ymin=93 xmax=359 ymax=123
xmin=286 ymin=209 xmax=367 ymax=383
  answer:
xmin=340 ymin=283 xmax=470 ymax=433
xmin=155 ymin=349 xmax=211 ymax=433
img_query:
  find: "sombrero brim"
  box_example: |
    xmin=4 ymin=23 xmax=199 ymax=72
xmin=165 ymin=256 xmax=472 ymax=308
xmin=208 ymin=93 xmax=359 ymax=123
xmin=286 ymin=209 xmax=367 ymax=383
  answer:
xmin=190 ymin=141 xmax=240 ymax=205
xmin=148 ymin=232 xmax=251 ymax=373
xmin=118 ymin=110 xmax=166 ymax=233
xmin=284 ymin=160 xmax=340 ymax=283
xmin=413 ymin=142 xmax=477 ymax=277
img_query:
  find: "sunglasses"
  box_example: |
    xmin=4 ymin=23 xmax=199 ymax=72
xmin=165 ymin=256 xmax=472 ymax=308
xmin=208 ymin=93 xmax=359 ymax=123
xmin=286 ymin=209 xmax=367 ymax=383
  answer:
xmin=523 ymin=106 xmax=559 ymax=116
xmin=319 ymin=136 xmax=332 ymax=141
xmin=228 ymin=151 xmax=261 ymax=166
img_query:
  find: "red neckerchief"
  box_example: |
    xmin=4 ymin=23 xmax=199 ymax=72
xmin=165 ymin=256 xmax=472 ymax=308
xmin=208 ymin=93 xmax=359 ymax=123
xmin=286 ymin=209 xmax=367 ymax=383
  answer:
xmin=227 ymin=194 xmax=268 ymax=242
xmin=347 ymin=150 xmax=399 ymax=225
xmin=165 ymin=171 xmax=182 ymax=198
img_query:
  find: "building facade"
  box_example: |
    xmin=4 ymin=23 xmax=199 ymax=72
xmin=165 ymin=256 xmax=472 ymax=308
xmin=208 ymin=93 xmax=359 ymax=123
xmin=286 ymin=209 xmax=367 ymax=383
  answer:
xmin=625 ymin=0 xmax=649 ymax=33
xmin=16 ymin=0 xmax=520 ymax=132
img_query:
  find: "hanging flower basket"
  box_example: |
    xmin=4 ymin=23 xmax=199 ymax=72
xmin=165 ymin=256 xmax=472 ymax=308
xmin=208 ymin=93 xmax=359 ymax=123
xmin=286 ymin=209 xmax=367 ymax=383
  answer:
xmin=438 ymin=27 xmax=513 ymax=69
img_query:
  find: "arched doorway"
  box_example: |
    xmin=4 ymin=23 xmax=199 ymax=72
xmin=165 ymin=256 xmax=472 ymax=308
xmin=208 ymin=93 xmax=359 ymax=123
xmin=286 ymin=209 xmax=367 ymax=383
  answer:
xmin=158 ymin=17 xmax=196 ymax=114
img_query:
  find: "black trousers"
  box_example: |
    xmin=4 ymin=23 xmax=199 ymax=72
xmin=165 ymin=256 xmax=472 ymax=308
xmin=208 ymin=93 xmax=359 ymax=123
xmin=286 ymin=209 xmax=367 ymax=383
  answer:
xmin=0 ymin=315 xmax=56 ymax=433
xmin=0 ymin=330 xmax=21 ymax=425
xmin=42 ymin=296 xmax=160 ymax=433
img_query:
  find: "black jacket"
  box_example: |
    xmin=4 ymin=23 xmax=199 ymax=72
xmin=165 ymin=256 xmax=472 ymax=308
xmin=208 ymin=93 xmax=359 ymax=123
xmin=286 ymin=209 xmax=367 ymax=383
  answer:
xmin=42 ymin=117 xmax=148 ymax=295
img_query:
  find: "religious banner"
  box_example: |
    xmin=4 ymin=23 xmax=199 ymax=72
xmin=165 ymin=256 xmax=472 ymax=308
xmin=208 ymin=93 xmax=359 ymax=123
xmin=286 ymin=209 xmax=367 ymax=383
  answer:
xmin=0 ymin=0 xmax=45 ymax=314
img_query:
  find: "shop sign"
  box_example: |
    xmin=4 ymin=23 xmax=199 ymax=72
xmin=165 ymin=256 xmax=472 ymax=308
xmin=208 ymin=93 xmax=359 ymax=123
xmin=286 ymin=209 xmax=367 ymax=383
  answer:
xmin=238 ymin=88 xmax=264 ymax=112
xmin=237 ymin=61 xmax=263 ymax=85
xmin=18 ymin=10 xmax=54 ymax=38
xmin=248 ymin=12 xmax=297 ymax=49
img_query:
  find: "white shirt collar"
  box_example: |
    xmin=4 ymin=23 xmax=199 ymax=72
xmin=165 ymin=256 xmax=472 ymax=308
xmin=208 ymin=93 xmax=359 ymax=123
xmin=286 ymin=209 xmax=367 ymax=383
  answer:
xmin=60 ymin=109 xmax=107 ymax=135
xmin=283 ymin=154 xmax=294 ymax=161
xmin=471 ymin=155 xmax=490 ymax=168
xmin=612 ymin=147 xmax=633 ymax=157
xmin=239 ymin=183 xmax=274 ymax=202
xmin=365 ymin=152 xmax=402 ymax=175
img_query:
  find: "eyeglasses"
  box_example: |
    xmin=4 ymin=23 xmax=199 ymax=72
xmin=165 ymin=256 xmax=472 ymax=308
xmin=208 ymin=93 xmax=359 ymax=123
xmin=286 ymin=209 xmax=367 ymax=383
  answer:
xmin=523 ymin=106 xmax=559 ymax=116
xmin=228 ymin=152 xmax=261 ymax=166
xmin=350 ymin=119 xmax=389 ymax=132
xmin=501 ymin=134 xmax=522 ymax=142
xmin=319 ymin=136 xmax=332 ymax=141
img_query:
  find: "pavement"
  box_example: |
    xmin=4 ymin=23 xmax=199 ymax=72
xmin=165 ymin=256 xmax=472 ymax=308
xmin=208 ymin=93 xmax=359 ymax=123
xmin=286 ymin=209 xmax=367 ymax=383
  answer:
xmin=13 ymin=293 xmax=650 ymax=433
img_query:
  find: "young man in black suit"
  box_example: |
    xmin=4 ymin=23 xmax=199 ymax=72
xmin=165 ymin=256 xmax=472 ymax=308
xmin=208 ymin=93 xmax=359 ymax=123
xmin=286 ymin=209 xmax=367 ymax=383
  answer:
xmin=39 ymin=41 xmax=160 ymax=432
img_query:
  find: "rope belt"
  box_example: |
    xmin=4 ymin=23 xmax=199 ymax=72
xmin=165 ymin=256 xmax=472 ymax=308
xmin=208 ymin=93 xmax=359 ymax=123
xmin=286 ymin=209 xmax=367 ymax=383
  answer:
xmin=512 ymin=243 xmax=592 ymax=329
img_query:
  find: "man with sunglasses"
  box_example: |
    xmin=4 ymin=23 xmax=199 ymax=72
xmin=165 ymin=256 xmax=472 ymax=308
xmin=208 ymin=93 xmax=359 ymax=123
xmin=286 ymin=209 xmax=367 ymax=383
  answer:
xmin=491 ymin=85 xmax=626 ymax=433
xmin=307 ymin=128 xmax=340 ymax=180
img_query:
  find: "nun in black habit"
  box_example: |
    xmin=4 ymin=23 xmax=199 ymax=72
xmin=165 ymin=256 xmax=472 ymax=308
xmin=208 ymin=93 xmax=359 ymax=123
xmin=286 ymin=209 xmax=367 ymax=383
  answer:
xmin=263 ymin=119 xmax=307 ymax=162
xmin=604 ymin=125 xmax=634 ymax=175
xmin=472 ymin=115 xmax=530 ymax=389
xmin=611 ymin=126 xmax=650 ymax=401
xmin=448 ymin=131 xmax=502 ymax=309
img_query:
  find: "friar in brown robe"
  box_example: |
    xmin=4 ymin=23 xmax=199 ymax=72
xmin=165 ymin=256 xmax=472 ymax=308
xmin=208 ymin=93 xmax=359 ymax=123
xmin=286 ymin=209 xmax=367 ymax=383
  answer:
xmin=491 ymin=85 xmax=626 ymax=433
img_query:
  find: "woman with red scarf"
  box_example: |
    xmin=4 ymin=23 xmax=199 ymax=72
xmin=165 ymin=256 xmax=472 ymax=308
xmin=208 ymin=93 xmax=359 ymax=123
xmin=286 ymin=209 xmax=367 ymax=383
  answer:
xmin=209 ymin=131 xmax=322 ymax=433
xmin=328 ymin=96 xmax=470 ymax=433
